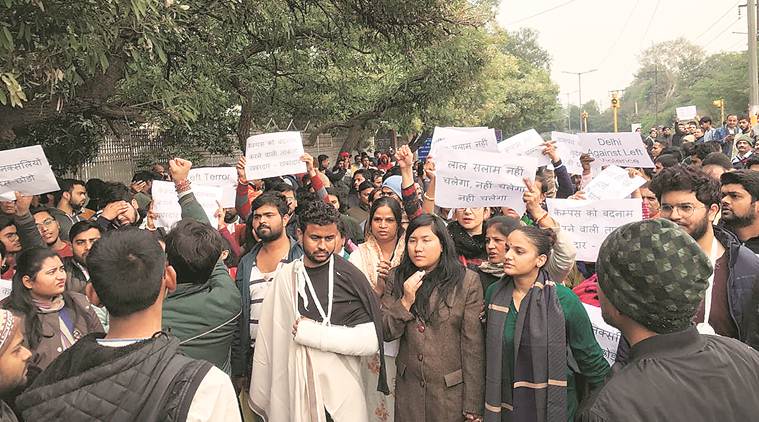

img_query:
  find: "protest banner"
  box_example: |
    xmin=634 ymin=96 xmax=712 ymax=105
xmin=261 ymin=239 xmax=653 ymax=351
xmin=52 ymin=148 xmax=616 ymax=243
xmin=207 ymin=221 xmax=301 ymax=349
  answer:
xmin=152 ymin=181 xmax=222 ymax=229
xmin=583 ymin=165 xmax=646 ymax=201
xmin=245 ymin=131 xmax=306 ymax=180
xmin=676 ymin=105 xmax=698 ymax=121
xmin=497 ymin=129 xmax=551 ymax=166
xmin=0 ymin=279 xmax=11 ymax=302
xmin=434 ymin=148 xmax=538 ymax=214
xmin=417 ymin=138 xmax=433 ymax=161
xmin=578 ymin=132 xmax=655 ymax=168
xmin=0 ymin=145 xmax=60 ymax=197
xmin=188 ymin=167 xmax=238 ymax=208
xmin=583 ymin=303 xmax=622 ymax=366
xmin=546 ymin=198 xmax=643 ymax=262
xmin=551 ymin=131 xmax=584 ymax=175
xmin=429 ymin=126 xmax=498 ymax=157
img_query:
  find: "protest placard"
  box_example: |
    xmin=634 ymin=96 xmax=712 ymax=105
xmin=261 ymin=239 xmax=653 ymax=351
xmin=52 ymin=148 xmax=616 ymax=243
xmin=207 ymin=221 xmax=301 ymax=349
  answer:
xmin=188 ymin=167 xmax=238 ymax=208
xmin=546 ymin=198 xmax=643 ymax=262
xmin=0 ymin=145 xmax=60 ymax=197
xmin=551 ymin=131 xmax=584 ymax=175
xmin=583 ymin=165 xmax=646 ymax=201
xmin=429 ymin=127 xmax=498 ymax=157
xmin=0 ymin=278 xmax=11 ymax=302
xmin=676 ymin=105 xmax=698 ymax=121
xmin=151 ymin=181 xmax=222 ymax=229
xmin=245 ymin=131 xmax=306 ymax=180
xmin=583 ymin=303 xmax=622 ymax=366
xmin=497 ymin=129 xmax=551 ymax=166
xmin=578 ymin=132 xmax=654 ymax=168
xmin=434 ymin=148 xmax=538 ymax=214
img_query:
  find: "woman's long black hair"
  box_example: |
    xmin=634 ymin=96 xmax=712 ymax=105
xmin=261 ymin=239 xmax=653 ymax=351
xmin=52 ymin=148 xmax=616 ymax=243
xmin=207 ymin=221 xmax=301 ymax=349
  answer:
xmin=366 ymin=197 xmax=404 ymax=241
xmin=4 ymin=247 xmax=78 ymax=349
xmin=394 ymin=214 xmax=464 ymax=321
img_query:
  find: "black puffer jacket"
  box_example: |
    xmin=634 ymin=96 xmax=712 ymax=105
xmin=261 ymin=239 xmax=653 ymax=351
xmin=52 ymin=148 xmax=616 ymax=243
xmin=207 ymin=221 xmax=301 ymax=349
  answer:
xmin=17 ymin=332 xmax=208 ymax=422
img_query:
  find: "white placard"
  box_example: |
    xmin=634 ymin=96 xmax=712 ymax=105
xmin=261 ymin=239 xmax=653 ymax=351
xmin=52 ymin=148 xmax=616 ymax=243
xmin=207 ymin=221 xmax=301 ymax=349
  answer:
xmin=245 ymin=131 xmax=306 ymax=180
xmin=188 ymin=167 xmax=238 ymax=208
xmin=630 ymin=123 xmax=641 ymax=132
xmin=0 ymin=278 xmax=11 ymax=301
xmin=583 ymin=303 xmax=622 ymax=366
xmin=676 ymin=105 xmax=698 ymax=121
xmin=547 ymin=198 xmax=643 ymax=262
xmin=583 ymin=165 xmax=646 ymax=201
xmin=551 ymin=131 xmax=584 ymax=175
xmin=578 ymin=132 xmax=655 ymax=168
xmin=0 ymin=145 xmax=60 ymax=196
xmin=151 ymin=181 xmax=222 ymax=229
xmin=434 ymin=148 xmax=537 ymax=214
xmin=497 ymin=129 xmax=551 ymax=166
xmin=429 ymin=126 xmax=498 ymax=157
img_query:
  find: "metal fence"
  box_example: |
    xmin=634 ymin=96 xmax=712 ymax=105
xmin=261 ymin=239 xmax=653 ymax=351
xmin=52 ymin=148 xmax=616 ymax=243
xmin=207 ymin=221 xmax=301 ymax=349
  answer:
xmin=66 ymin=129 xmax=347 ymax=184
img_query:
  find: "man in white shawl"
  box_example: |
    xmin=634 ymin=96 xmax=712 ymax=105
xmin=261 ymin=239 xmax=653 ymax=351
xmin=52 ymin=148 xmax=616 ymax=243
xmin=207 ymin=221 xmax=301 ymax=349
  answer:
xmin=250 ymin=201 xmax=388 ymax=422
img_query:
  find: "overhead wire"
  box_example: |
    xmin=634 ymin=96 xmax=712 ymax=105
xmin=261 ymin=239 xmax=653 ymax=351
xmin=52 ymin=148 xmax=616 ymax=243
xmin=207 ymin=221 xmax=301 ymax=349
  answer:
xmin=703 ymin=17 xmax=742 ymax=50
xmin=595 ymin=0 xmax=643 ymax=68
xmin=638 ymin=0 xmax=662 ymax=48
xmin=694 ymin=1 xmax=741 ymax=41
xmin=506 ymin=0 xmax=580 ymax=25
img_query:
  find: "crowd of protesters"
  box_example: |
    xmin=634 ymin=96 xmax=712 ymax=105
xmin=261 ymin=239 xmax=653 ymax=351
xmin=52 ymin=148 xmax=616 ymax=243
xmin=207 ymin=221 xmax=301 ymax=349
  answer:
xmin=1 ymin=129 xmax=759 ymax=422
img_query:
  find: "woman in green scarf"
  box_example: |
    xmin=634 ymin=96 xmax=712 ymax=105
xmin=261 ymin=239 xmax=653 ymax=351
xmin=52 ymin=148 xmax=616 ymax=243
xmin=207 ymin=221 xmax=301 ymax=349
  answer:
xmin=484 ymin=226 xmax=608 ymax=422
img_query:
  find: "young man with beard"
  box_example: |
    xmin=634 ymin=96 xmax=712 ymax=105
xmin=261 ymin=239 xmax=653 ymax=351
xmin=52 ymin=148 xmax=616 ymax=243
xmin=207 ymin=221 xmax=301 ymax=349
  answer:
xmin=720 ymin=170 xmax=759 ymax=254
xmin=249 ymin=200 xmax=387 ymax=422
xmin=50 ymin=179 xmax=88 ymax=242
xmin=232 ymin=192 xmax=303 ymax=393
xmin=650 ymin=165 xmax=759 ymax=343
xmin=95 ymin=182 xmax=142 ymax=231
xmin=0 ymin=217 xmax=21 ymax=280
xmin=63 ymin=221 xmax=102 ymax=294
xmin=0 ymin=310 xmax=31 ymax=422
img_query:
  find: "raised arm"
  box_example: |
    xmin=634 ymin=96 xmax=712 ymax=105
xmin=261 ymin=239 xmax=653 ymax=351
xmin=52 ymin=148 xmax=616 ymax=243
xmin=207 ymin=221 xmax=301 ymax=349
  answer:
xmin=396 ymin=145 xmax=425 ymax=221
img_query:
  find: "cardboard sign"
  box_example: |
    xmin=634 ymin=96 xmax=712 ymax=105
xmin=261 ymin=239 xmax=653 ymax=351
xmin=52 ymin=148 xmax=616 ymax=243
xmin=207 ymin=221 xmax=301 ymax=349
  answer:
xmin=0 ymin=145 xmax=60 ymax=197
xmin=245 ymin=131 xmax=306 ymax=180
xmin=551 ymin=131 xmax=584 ymax=175
xmin=583 ymin=303 xmax=622 ymax=366
xmin=434 ymin=148 xmax=537 ymax=214
xmin=188 ymin=167 xmax=238 ymax=208
xmin=578 ymin=132 xmax=654 ymax=168
xmin=151 ymin=181 xmax=222 ymax=229
xmin=547 ymin=198 xmax=643 ymax=262
xmin=497 ymin=129 xmax=551 ymax=166
xmin=676 ymin=106 xmax=698 ymax=121
xmin=583 ymin=165 xmax=646 ymax=201
xmin=429 ymin=126 xmax=498 ymax=157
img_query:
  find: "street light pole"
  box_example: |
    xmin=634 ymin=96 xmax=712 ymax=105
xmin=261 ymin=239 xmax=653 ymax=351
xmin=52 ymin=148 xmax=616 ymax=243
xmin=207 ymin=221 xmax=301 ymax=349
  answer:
xmin=563 ymin=69 xmax=597 ymax=132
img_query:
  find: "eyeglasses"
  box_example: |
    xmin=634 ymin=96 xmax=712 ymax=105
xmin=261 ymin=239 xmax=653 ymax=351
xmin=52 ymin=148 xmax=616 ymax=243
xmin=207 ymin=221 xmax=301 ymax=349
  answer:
xmin=3 ymin=232 xmax=18 ymax=240
xmin=35 ymin=218 xmax=57 ymax=229
xmin=659 ymin=203 xmax=705 ymax=218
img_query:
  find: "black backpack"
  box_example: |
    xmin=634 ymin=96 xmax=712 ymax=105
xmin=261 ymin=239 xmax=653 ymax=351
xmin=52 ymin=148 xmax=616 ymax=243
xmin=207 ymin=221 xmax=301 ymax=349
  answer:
xmin=136 ymin=354 xmax=214 ymax=422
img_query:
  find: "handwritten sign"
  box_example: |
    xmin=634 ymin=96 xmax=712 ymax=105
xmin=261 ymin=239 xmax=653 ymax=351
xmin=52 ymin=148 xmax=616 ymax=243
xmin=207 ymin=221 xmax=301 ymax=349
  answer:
xmin=583 ymin=303 xmax=622 ymax=365
xmin=676 ymin=105 xmax=698 ymax=121
xmin=497 ymin=129 xmax=550 ymax=166
xmin=583 ymin=165 xmax=646 ymax=201
xmin=578 ymin=132 xmax=654 ymax=168
xmin=434 ymin=148 xmax=537 ymax=213
xmin=0 ymin=279 xmax=11 ymax=301
xmin=546 ymin=198 xmax=642 ymax=262
xmin=551 ymin=131 xmax=584 ymax=175
xmin=0 ymin=145 xmax=60 ymax=196
xmin=245 ymin=131 xmax=306 ymax=180
xmin=429 ymin=127 xmax=498 ymax=157
xmin=188 ymin=167 xmax=237 ymax=208
xmin=151 ymin=181 xmax=222 ymax=229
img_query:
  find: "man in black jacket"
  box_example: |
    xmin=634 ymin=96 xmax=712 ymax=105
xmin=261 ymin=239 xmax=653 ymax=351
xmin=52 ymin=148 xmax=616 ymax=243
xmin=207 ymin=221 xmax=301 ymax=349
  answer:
xmin=651 ymin=165 xmax=759 ymax=343
xmin=16 ymin=229 xmax=241 ymax=421
xmin=720 ymin=170 xmax=759 ymax=254
xmin=62 ymin=220 xmax=102 ymax=294
xmin=577 ymin=219 xmax=759 ymax=421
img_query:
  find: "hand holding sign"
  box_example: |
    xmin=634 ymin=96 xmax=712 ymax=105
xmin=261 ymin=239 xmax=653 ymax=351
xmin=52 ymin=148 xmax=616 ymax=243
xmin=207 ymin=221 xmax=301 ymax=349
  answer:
xmin=522 ymin=178 xmax=542 ymax=214
xmin=300 ymin=153 xmax=316 ymax=177
xmin=14 ymin=192 xmax=32 ymax=217
xmin=542 ymin=141 xmax=559 ymax=163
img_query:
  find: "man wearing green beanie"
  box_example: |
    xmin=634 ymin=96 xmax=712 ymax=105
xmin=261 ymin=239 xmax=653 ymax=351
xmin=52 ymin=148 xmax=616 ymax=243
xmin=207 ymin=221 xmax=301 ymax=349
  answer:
xmin=577 ymin=220 xmax=759 ymax=422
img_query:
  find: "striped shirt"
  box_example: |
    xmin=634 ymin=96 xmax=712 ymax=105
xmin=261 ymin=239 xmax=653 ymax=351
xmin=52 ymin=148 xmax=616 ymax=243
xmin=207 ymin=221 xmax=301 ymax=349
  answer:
xmin=249 ymin=260 xmax=286 ymax=346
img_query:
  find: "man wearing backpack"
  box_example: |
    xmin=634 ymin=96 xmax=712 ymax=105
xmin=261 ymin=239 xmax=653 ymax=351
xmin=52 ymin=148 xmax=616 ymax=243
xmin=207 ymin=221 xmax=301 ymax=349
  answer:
xmin=15 ymin=228 xmax=242 ymax=422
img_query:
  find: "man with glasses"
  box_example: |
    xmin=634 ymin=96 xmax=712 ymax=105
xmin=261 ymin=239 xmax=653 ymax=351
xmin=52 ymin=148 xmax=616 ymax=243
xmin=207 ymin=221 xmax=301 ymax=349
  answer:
xmin=650 ymin=165 xmax=759 ymax=343
xmin=32 ymin=208 xmax=73 ymax=258
xmin=0 ymin=216 xmax=21 ymax=279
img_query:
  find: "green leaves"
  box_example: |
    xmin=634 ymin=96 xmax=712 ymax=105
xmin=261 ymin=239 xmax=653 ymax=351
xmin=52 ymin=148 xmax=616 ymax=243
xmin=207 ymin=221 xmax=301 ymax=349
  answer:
xmin=0 ymin=72 xmax=25 ymax=107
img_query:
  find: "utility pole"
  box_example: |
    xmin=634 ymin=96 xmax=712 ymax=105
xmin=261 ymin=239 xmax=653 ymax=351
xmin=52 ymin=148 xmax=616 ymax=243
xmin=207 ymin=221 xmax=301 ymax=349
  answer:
xmin=563 ymin=69 xmax=597 ymax=132
xmin=749 ymin=0 xmax=759 ymax=121
xmin=565 ymin=92 xmax=572 ymax=132
xmin=610 ymin=91 xmax=621 ymax=132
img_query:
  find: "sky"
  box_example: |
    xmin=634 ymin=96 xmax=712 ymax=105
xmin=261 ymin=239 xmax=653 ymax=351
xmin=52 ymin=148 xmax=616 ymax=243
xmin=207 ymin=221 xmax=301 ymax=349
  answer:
xmin=497 ymin=0 xmax=747 ymax=111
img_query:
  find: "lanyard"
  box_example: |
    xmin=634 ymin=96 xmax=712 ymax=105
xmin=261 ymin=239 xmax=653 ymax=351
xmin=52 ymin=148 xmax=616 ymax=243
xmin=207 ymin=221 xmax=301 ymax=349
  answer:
xmin=301 ymin=256 xmax=334 ymax=326
xmin=697 ymin=238 xmax=720 ymax=335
